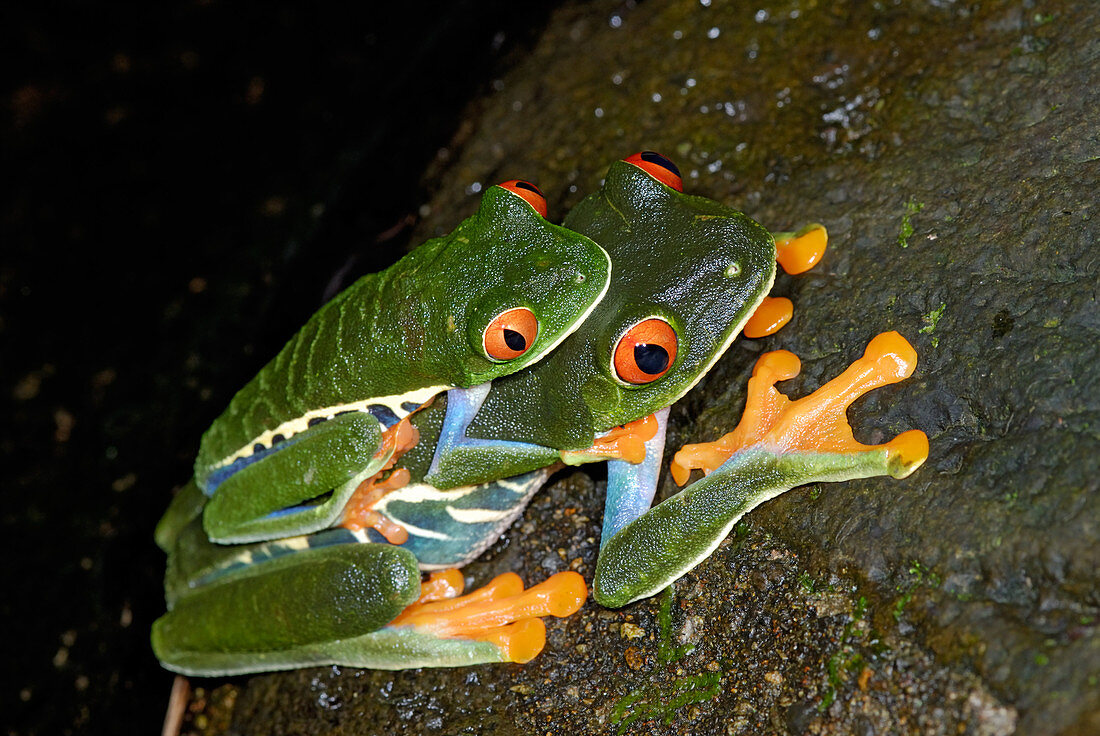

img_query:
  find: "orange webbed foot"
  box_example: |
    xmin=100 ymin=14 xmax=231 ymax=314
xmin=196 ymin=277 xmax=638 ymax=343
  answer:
xmin=743 ymin=296 xmax=793 ymax=338
xmin=389 ymin=571 xmax=587 ymax=664
xmin=743 ymin=224 xmax=828 ymax=340
xmin=671 ymin=332 xmax=928 ymax=485
xmin=340 ymin=413 xmax=425 ymax=543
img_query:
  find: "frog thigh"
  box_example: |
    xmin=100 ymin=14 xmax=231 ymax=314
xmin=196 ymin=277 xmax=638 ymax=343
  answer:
xmin=152 ymin=542 xmax=420 ymax=676
xmin=203 ymin=411 xmax=387 ymax=543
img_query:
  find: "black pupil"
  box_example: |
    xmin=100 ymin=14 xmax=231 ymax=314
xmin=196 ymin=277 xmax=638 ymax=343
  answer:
xmin=514 ymin=180 xmax=543 ymax=196
xmin=634 ymin=343 xmax=670 ymax=375
xmin=640 ymin=151 xmax=681 ymax=178
xmin=503 ymin=329 xmax=527 ymax=352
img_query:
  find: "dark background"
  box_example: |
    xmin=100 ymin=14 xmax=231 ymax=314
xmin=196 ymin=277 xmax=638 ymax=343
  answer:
xmin=2 ymin=3 xmax=565 ymax=732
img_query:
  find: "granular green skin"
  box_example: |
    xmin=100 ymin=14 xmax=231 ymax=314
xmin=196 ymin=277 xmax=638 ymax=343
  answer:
xmin=201 ymin=0 xmax=1098 ymax=734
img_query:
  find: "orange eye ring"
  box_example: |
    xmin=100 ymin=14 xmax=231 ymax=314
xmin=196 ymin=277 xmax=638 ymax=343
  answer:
xmin=496 ymin=180 xmax=549 ymax=218
xmin=623 ymin=151 xmax=683 ymax=192
xmin=484 ymin=307 xmax=539 ymax=361
xmin=613 ymin=318 xmax=678 ymax=384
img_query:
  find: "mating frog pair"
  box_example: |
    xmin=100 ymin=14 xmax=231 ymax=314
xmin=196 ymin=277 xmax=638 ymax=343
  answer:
xmin=152 ymin=153 xmax=927 ymax=675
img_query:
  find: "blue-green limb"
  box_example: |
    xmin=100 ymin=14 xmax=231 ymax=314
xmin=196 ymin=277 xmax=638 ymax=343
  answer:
xmin=594 ymin=445 xmax=914 ymax=608
xmin=423 ymin=382 xmax=560 ymax=489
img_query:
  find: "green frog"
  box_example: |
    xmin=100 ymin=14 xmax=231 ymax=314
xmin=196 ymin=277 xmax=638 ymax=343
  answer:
xmin=153 ymin=153 xmax=925 ymax=676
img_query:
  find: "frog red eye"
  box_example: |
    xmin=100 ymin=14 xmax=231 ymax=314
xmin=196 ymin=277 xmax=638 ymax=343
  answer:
xmin=484 ymin=307 xmax=539 ymax=361
xmin=613 ymin=318 xmax=678 ymax=384
xmin=497 ymin=180 xmax=548 ymax=218
xmin=623 ymin=151 xmax=683 ymax=192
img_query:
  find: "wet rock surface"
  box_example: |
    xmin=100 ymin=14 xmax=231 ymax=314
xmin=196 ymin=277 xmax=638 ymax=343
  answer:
xmin=204 ymin=0 xmax=1098 ymax=734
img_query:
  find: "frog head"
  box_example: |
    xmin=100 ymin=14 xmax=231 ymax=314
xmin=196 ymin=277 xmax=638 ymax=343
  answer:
xmin=424 ymin=181 xmax=612 ymax=388
xmin=468 ymin=153 xmax=776 ymax=449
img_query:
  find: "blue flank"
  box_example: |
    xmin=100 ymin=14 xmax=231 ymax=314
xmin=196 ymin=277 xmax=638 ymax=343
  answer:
xmin=194 ymin=526 xmax=369 ymax=588
xmin=384 ymin=470 xmax=546 ymax=567
xmin=202 ymin=441 xmax=288 ymax=495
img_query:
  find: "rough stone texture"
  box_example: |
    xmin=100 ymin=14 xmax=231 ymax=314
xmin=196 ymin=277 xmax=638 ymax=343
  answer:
xmin=191 ymin=0 xmax=1098 ymax=733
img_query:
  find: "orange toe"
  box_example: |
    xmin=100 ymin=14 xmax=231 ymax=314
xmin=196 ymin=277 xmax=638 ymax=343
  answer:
xmin=743 ymin=296 xmax=793 ymax=338
xmin=775 ymin=224 xmax=827 ymax=275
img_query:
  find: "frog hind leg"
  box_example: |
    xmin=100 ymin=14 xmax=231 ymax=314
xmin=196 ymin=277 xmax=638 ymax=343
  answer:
xmin=170 ymin=567 xmax=588 ymax=671
xmin=594 ymin=332 xmax=928 ymax=607
xmin=202 ymin=410 xmax=387 ymax=544
xmin=152 ymin=542 xmax=421 ymax=676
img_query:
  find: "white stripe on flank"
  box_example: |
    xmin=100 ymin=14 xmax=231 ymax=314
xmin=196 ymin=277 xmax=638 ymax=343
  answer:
xmin=445 ymin=506 xmax=514 ymax=524
xmin=395 ymin=519 xmax=453 ymax=541
xmin=374 ymin=482 xmax=482 ymax=508
xmin=214 ymin=384 xmax=448 ymax=469
xmin=493 ymin=476 xmax=543 ymax=494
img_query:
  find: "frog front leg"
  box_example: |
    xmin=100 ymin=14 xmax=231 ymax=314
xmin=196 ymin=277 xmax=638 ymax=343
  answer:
xmin=593 ymin=332 xmax=929 ymax=607
xmin=322 ymin=384 xmax=564 ymax=565
xmin=402 ymin=384 xmax=664 ymax=567
xmin=200 ymin=410 xmax=388 ymax=544
xmin=601 ymin=407 xmax=669 ymax=542
xmin=422 ymin=382 xmax=562 ymax=489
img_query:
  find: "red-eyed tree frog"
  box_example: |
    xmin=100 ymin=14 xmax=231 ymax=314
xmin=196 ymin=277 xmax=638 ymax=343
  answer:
xmin=152 ymin=180 xmax=610 ymax=675
xmin=153 ymin=153 xmax=927 ymax=677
